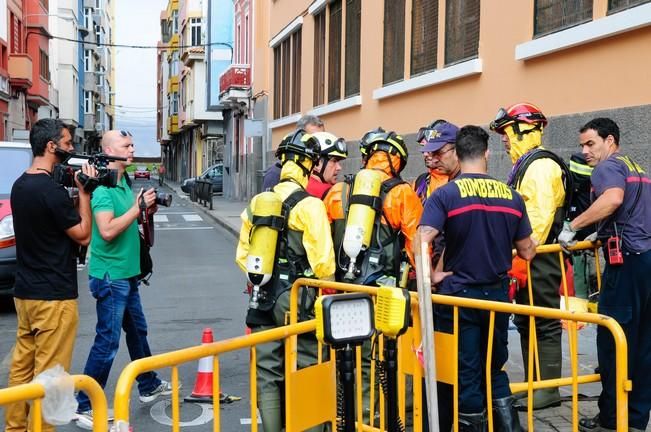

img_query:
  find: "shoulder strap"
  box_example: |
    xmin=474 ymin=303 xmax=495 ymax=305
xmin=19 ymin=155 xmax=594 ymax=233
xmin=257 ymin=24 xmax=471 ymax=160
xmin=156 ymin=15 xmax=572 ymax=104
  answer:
xmin=381 ymin=176 xmax=406 ymax=196
xmin=512 ymin=149 xmax=573 ymax=210
xmin=342 ymin=175 xmax=355 ymax=221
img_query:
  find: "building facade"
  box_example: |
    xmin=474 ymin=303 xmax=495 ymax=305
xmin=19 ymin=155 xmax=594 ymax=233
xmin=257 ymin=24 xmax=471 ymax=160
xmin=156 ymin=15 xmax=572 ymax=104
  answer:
xmin=80 ymin=0 xmax=115 ymax=153
xmin=158 ymin=0 xmax=231 ymax=183
xmin=263 ymin=0 xmax=651 ymax=181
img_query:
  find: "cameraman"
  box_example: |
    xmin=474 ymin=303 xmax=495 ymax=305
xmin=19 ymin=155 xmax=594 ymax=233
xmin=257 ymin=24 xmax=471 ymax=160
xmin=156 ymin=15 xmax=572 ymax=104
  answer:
xmin=6 ymin=119 xmax=96 ymax=432
xmin=75 ymin=130 xmax=172 ymax=429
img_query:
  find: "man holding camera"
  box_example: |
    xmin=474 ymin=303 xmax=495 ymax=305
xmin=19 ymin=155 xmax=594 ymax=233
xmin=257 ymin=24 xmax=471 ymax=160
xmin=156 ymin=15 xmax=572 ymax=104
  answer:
xmin=6 ymin=119 xmax=96 ymax=432
xmin=75 ymin=130 xmax=172 ymax=429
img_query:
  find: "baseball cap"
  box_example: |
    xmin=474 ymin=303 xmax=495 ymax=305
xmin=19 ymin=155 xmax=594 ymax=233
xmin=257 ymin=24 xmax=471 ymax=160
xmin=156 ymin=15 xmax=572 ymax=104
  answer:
xmin=419 ymin=122 xmax=459 ymax=153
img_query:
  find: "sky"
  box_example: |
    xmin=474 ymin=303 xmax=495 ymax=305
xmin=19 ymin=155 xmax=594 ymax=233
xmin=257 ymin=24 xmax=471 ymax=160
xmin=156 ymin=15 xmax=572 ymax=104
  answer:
xmin=114 ymin=0 xmax=167 ymax=157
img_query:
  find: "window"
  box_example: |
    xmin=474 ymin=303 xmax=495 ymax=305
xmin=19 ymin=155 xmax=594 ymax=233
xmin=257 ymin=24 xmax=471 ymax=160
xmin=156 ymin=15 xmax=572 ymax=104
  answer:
xmin=445 ymin=0 xmax=480 ymax=65
xmin=273 ymin=30 xmax=302 ymax=119
xmin=344 ymin=0 xmax=361 ymax=97
xmin=84 ymin=8 xmax=92 ymax=29
xmin=608 ymin=0 xmax=651 ymax=13
xmin=328 ymin=0 xmax=342 ymax=103
xmin=84 ymin=91 xmax=92 ymax=114
xmin=171 ymin=92 xmax=179 ymax=114
xmin=534 ymin=0 xmax=592 ymax=36
xmin=172 ymin=10 xmax=179 ymax=34
xmin=84 ymin=50 xmax=92 ymax=71
xmin=190 ymin=18 xmax=202 ymax=46
xmin=10 ymin=14 xmax=21 ymax=54
xmin=95 ymin=24 xmax=101 ymax=45
xmin=313 ymin=11 xmax=326 ymax=106
xmin=39 ymin=50 xmax=50 ymax=81
xmin=245 ymin=15 xmax=249 ymax=63
xmin=411 ymin=0 xmax=438 ymax=76
xmin=383 ymin=0 xmax=405 ymax=85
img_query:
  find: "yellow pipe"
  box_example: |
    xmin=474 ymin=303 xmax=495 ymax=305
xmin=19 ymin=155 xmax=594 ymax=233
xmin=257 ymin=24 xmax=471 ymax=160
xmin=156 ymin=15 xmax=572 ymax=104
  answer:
xmin=486 ymin=311 xmax=495 ymax=432
xmin=213 ymin=357 xmax=220 ymax=432
xmin=250 ymin=347 xmax=258 ymax=432
xmin=172 ymin=366 xmax=179 ymax=432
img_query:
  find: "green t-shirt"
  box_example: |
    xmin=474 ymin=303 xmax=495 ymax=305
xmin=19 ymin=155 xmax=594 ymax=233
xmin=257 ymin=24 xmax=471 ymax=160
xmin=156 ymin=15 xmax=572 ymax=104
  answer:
xmin=88 ymin=176 xmax=140 ymax=280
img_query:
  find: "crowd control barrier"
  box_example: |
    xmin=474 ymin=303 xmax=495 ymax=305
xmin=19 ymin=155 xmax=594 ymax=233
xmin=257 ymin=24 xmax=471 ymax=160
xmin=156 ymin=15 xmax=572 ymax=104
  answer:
xmin=0 ymin=374 xmax=108 ymax=432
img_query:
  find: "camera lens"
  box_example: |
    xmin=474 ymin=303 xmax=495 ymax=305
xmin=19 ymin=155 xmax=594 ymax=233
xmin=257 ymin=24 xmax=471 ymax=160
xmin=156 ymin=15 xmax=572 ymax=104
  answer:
xmin=155 ymin=192 xmax=172 ymax=207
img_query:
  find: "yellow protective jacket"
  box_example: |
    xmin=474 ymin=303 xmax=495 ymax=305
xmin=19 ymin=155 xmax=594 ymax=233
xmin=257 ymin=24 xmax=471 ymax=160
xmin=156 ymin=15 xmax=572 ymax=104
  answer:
xmin=323 ymin=151 xmax=423 ymax=267
xmin=236 ymin=161 xmax=336 ymax=280
xmin=510 ymin=137 xmax=566 ymax=243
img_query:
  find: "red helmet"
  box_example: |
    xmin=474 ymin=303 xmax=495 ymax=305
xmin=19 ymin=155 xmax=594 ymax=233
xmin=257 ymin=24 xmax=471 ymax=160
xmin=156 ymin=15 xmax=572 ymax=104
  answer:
xmin=490 ymin=103 xmax=547 ymax=135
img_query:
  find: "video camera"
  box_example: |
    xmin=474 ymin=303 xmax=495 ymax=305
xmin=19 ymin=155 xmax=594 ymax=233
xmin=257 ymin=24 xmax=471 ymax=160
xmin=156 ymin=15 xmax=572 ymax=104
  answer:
xmin=154 ymin=189 xmax=172 ymax=207
xmin=52 ymin=150 xmax=127 ymax=193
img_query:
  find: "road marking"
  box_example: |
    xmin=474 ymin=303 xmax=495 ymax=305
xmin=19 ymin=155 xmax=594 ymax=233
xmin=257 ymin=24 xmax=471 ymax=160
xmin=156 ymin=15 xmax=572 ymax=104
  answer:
xmin=150 ymin=400 xmax=213 ymax=426
xmin=154 ymin=215 xmax=169 ymax=223
xmin=240 ymin=414 xmax=262 ymax=425
xmin=182 ymin=214 xmax=203 ymax=222
xmin=155 ymin=226 xmax=214 ymax=231
xmin=156 ymin=212 xmax=200 ymax=215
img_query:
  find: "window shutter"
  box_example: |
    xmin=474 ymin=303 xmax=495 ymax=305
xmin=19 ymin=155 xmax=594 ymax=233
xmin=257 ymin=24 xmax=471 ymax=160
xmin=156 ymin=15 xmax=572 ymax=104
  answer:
xmin=534 ymin=0 xmax=592 ymax=37
xmin=411 ymin=0 xmax=438 ymax=76
xmin=383 ymin=0 xmax=406 ymax=85
xmin=608 ymin=0 xmax=650 ymax=14
xmin=313 ymin=12 xmax=326 ymax=106
xmin=345 ymin=0 xmax=361 ymax=97
xmin=328 ymin=0 xmax=343 ymax=103
xmin=445 ymin=0 xmax=480 ymax=66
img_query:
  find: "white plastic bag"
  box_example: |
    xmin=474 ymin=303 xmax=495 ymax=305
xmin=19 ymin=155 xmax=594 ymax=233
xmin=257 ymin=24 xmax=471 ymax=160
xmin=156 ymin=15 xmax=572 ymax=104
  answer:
xmin=32 ymin=364 xmax=78 ymax=425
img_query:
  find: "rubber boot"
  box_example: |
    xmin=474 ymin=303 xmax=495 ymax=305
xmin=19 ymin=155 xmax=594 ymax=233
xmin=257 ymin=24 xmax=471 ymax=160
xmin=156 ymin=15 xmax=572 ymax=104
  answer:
xmin=458 ymin=410 xmax=487 ymax=432
xmin=492 ymin=397 xmax=523 ymax=432
xmin=258 ymin=392 xmax=283 ymax=432
xmin=514 ymin=338 xmax=561 ymax=411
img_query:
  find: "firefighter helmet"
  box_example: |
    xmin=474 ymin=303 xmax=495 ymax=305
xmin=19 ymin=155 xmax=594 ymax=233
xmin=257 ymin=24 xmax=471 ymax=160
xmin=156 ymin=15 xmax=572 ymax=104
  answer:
xmin=275 ymin=129 xmax=321 ymax=163
xmin=366 ymin=131 xmax=409 ymax=173
xmin=490 ymin=103 xmax=548 ymax=135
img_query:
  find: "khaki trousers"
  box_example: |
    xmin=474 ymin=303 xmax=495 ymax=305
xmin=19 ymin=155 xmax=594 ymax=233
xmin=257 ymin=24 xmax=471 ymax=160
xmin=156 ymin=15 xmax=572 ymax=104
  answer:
xmin=5 ymin=299 xmax=78 ymax=432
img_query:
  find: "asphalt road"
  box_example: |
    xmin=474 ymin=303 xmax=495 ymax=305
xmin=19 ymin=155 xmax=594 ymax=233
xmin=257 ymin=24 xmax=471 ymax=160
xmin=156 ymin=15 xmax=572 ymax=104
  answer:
xmin=0 ymin=178 xmax=251 ymax=431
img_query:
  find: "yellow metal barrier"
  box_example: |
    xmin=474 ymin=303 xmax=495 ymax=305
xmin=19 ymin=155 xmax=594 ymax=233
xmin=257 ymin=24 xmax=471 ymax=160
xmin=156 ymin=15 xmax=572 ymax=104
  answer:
xmin=111 ymin=240 xmax=626 ymax=432
xmin=0 ymin=374 xmax=108 ymax=432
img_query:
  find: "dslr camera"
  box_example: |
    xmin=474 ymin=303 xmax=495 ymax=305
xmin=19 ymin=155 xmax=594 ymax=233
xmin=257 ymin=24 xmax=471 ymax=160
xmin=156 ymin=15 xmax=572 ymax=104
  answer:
xmin=154 ymin=189 xmax=172 ymax=207
xmin=52 ymin=150 xmax=127 ymax=193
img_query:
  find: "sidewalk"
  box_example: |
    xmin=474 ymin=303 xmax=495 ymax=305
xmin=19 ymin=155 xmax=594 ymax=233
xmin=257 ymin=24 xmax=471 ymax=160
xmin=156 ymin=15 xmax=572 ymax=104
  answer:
xmin=162 ymin=178 xmax=245 ymax=239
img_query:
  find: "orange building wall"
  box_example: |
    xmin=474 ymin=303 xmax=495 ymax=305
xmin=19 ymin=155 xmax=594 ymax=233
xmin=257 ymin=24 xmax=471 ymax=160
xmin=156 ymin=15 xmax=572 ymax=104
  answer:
xmin=266 ymin=1 xmax=651 ymax=147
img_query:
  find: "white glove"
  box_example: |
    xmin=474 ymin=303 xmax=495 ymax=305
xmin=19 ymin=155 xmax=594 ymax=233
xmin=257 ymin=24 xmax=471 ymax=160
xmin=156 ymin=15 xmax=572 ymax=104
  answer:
xmin=558 ymin=221 xmax=577 ymax=252
xmin=584 ymin=231 xmax=598 ymax=243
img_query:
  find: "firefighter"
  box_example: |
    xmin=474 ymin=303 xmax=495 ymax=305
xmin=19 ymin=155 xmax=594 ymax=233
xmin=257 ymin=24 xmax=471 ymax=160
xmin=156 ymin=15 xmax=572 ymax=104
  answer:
xmin=358 ymin=127 xmax=386 ymax=168
xmin=306 ymin=132 xmax=348 ymax=199
xmin=323 ymin=130 xmax=423 ymax=419
xmin=413 ymin=119 xmax=451 ymax=203
xmin=490 ymin=103 xmax=567 ymax=410
xmin=236 ymin=129 xmax=335 ymax=432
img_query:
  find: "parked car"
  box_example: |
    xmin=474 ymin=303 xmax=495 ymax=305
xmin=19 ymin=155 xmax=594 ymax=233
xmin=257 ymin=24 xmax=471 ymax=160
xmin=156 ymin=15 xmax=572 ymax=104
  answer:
xmin=134 ymin=165 xmax=151 ymax=180
xmin=0 ymin=142 xmax=32 ymax=297
xmin=181 ymin=163 xmax=223 ymax=194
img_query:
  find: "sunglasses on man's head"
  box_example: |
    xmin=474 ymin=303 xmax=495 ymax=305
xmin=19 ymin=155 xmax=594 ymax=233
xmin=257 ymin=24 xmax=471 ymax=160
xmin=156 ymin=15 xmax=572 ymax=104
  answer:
xmin=119 ymin=130 xmax=132 ymax=137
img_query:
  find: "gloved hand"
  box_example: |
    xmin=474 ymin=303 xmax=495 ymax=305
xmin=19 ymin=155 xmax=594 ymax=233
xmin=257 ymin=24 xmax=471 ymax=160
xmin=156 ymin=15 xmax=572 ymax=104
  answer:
xmin=558 ymin=221 xmax=577 ymax=253
xmin=584 ymin=231 xmax=598 ymax=242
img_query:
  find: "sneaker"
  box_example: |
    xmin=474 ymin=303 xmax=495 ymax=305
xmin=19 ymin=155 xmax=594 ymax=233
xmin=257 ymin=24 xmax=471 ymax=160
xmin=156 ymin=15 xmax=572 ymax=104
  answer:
xmin=75 ymin=409 xmax=115 ymax=430
xmin=75 ymin=410 xmax=94 ymax=430
xmin=139 ymin=380 xmax=179 ymax=403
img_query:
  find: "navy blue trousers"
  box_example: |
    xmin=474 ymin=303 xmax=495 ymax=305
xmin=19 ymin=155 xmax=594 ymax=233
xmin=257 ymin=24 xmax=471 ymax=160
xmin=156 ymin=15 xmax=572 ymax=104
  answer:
xmin=597 ymin=250 xmax=651 ymax=430
xmin=435 ymin=281 xmax=512 ymax=413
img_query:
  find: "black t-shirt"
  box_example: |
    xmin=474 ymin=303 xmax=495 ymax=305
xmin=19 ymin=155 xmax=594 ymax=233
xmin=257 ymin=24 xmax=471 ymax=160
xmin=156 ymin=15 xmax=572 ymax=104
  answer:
xmin=420 ymin=173 xmax=532 ymax=294
xmin=11 ymin=172 xmax=81 ymax=300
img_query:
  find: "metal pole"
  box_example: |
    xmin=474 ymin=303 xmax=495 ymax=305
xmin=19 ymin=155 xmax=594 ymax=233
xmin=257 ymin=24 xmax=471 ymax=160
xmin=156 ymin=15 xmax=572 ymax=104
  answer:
xmin=414 ymin=231 xmax=440 ymax=432
xmin=385 ymin=338 xmax=399 ymax=431
xmin=337 ymin=346 xmax=356 ymax=432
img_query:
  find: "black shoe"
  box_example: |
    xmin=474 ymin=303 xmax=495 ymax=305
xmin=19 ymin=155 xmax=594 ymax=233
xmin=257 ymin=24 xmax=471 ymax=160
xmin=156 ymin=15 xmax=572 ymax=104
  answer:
xmin=459 ymin=410 xmax=487 ymax=432
xmin=578 ymin=414 xmax=615 ymax=432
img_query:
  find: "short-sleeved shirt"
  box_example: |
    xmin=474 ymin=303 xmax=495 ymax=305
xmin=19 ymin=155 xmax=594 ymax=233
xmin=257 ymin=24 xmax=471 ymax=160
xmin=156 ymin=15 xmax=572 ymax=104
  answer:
xmin=420 ymin=173 xmax=532 ymax=294
xmin=590 ymin=153 xmax=651 ymax=253
xmin=11 ymin=173 xmax=81 ymax=300
xmin=88 ymin=175 xmax=140 ymax=280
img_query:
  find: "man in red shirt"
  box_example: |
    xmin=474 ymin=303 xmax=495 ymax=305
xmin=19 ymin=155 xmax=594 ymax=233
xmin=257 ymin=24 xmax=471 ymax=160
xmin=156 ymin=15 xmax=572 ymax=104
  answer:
xmin=306 ymin=132 xmax=348 ymax=199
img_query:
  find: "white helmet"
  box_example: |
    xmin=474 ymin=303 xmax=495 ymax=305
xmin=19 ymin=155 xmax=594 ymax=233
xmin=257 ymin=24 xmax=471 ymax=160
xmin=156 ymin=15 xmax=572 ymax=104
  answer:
xmin=312 ymin=132 xmax=348 ymax=160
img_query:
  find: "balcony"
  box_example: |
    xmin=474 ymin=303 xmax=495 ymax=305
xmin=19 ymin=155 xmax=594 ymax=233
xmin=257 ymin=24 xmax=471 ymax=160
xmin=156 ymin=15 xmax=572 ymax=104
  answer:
xmin=219 ymin=64 xmax=251 ymax=107
xmin=8 ymin=55 xmax=33 ymax=91
xmin=181 ymin=46 xmax=204 ymax=67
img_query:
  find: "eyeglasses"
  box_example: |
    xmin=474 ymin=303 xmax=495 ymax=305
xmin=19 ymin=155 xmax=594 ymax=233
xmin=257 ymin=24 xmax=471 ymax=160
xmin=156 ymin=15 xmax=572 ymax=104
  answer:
xmin=119 ymin=130 xmax=132 ymax=137
xmin=489 ymin=108 xmax=511 ymax=132
xmin=426 ymin=146 xmax=455 ymax=159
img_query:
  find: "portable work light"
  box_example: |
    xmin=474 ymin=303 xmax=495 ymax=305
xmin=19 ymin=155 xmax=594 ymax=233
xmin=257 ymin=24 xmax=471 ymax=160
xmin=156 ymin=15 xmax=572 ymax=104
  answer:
xmin=375 ymin=286 xmax=410 ymax=338
xmin=315 ymin=293 xmax=375 ymax=349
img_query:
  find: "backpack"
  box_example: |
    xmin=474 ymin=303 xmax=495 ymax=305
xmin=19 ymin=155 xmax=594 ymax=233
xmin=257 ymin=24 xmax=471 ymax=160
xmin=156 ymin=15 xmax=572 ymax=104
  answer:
xmin=508 ymin=149 xmax=574 ymax=243
xmin=568 ymin=153 xmax=595 ymax=240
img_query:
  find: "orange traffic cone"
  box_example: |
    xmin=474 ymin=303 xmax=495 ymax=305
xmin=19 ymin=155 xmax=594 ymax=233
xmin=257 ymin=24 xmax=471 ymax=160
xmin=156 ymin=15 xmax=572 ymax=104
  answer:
xmin=184 ymin=328 xmax=215 ymax=403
